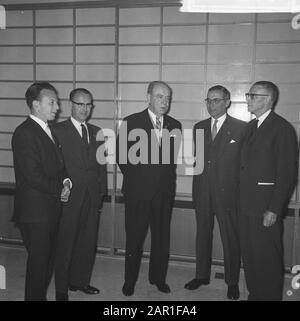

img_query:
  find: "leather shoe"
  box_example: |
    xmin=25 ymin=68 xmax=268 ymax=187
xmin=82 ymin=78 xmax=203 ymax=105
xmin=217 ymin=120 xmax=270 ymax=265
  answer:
xmin=56 ymin=291 xmax=68 ymax=301
xmin=150 ymin=281 xmax=171 ymax=293
xmin=69 ymin=285 xmax=100 ymax=295
xmin=227 ymin=284 xmax=240 ymax=300
xmin=184 ymin=278 xmax=209 ymax=290
xmin=122 ymin=283 xmax=135 ymax=296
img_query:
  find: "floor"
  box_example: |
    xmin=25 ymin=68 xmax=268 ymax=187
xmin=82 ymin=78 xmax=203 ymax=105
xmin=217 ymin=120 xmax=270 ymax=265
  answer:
xmin=0 ymin=245 xmax=299 ymax=301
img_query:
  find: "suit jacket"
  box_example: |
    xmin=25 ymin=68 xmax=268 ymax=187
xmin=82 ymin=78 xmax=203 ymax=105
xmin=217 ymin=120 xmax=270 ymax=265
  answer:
xmin=192 ymin=115 xmax=247 ymax=213
xmin=51 ymin=119 xmax=107 ymax=209
xmin=117 ymin=108 xmax=182 ymax=200
xmin=12 ymin=117 xmax=65 ymax=223
xmin=239 ymin=111 xmax=299 ymax=217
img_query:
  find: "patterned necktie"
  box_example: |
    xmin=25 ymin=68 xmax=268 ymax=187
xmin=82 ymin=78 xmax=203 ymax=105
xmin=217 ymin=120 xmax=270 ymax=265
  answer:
xmin=155 ymin=116 xmax=161 ymax=131
xmin=211 ymin=118 xmax=218 ymax=141
xmin=155 ymin=116 xmax=161 ymax=142
xmin=81 ymin=124 xmax=89 ymax=145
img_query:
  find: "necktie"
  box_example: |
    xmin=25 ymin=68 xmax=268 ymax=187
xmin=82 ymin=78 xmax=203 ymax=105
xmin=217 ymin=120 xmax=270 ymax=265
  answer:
xmin=45 ymin=124 xmax=54 ymax=143
xmin=81 ymin=124 xmax=89 ymax=145
xmin=211 ymin=119 xmax=218 ymax=141
xmin=155 ymin=116 xmax=161 ymax=142
xmin=155 ymin=116 xmax=161 ymax=131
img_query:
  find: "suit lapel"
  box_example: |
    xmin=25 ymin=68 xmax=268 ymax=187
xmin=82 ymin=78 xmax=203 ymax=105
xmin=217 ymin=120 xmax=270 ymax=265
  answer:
xmin=66 ymin=118 xmax=88 ymax=165
xmin=247 ymin=111 xmax=275 ymax=146
xmin=28 ymin=117 xmax=63 ymax=166
xmin=202 ymin=118 xmax=212 ymax=145
xmin=87 ymin=123 xmax=96 ymax=153
xmin=142 ymin=109 xmax=161 ymax=146
xmin=215 ymin=116 xmax=232 ymax=156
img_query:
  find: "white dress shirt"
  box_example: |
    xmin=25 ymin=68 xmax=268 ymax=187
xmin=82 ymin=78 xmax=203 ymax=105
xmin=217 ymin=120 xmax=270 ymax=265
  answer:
xmin=29 ymin=114 xmax=72 ymax=189
xmin=211 ymin=113 xmax=227 ymax=134
xmin=70 ymin=116 xmax=90 ymax=144
xmin=148 ymin=108 xmax=163 ymax=139
xmin=256 ymin=109 xmax=272 ymax=128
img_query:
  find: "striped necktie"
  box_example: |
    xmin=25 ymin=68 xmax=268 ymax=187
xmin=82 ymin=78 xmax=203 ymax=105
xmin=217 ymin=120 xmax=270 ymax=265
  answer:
xmin=211 ymin=118 xmax=218 ymax=141
xmin=155 ymin=116 xmax=161 ymax=131
xmin=155 ymin=116 xmax=161 ymax=143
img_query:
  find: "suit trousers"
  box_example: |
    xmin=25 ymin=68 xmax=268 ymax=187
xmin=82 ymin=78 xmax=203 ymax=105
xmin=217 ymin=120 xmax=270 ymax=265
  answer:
xmin=239 ymin=214 xmax=284 ymax=301
xmin=124 ymin=192 xmax=173 ymax=285
xmin=195 ymin=183 xmax=240 ymax=285
xmin=19 ymin=219 xmax=59 ymax=301
xmin=55 ymin=191 xmax=100 ymax=293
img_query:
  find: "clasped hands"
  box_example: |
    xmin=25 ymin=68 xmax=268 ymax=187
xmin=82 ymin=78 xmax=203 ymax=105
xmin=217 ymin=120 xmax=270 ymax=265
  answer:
xmin=61 ymin=179 xmax=72 ymax=202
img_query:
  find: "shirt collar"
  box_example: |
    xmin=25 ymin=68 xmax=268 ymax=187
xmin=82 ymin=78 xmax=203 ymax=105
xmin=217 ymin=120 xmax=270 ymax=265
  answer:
xmin=257 ymin=109 xmax=271 ymax=127
xmin=211 ymin=113 xmax=227 ymax=128
xmin=71 ymin=116 xmax=87 ymax=130
xmin=30 ymin=114 xmax=48 ymax=130
xmin=148 ymin=108 xmax=164 ymax=127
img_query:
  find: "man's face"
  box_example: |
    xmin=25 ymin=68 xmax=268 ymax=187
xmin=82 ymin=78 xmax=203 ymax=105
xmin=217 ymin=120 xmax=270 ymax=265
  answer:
xmin=148 ymin=84 xmax=171 ymax=117
xmin=71 ymin=92 xmax=93 ymax=123
xmin=246 ymin=85 xmax=271 ymax=117
xmin=206 ymin=90 xmax=229 ymax=119
xmin=35 ymin=89 xmax=59 ymax=122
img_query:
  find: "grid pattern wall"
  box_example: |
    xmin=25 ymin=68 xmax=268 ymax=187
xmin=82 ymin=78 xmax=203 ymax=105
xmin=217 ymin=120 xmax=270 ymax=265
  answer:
xmin=0 ymin=7 xmax=299 ymax=203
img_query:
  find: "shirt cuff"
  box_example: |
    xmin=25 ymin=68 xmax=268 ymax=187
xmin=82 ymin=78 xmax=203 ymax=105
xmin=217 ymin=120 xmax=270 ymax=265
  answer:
xmin=63 ymin=178 xmax=72 ymax=189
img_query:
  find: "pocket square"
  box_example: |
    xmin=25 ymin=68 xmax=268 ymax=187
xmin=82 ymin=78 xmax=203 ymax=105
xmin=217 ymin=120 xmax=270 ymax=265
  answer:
xmin=230 ymin=139 xmax=236 ymax=143
xmin=258 ymin=182 xmax=275 ymax=185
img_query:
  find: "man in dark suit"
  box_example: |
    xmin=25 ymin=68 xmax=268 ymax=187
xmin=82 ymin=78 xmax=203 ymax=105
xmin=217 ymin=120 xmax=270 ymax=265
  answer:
xmin=184 ymin=85 xmax=247 ymax=300
xmin=239 ymin=81 xmax=298 ymax=301
xmin=117 ymin=81 xmax=182 ymax=296
xmin=12 ymin=81 xmax=71 ymax=301
xmin=52 ymin=88 xmax=107 ymax=301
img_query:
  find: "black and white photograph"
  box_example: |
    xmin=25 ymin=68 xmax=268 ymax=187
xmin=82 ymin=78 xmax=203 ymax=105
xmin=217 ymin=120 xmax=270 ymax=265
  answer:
xmin=0 ymin=0 xmax=299 ymax=307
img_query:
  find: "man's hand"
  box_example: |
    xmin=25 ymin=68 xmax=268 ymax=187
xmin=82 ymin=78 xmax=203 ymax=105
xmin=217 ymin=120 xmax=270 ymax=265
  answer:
xmin=263 ymin=210 xmax=277 ymax=227
xmin=61 ymin=183 xmax=71 ymax=202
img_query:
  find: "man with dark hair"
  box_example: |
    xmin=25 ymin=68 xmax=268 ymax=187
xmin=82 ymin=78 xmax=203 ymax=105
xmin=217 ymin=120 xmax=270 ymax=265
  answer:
xmin=240 ymin=81 xmax=298 ymax=300
xmin=185 ymin=85 xmax=247 ymax=300
xmin=52 ymin=88 xmax=107 ymax=301
xmin=12 ymin=81 xmax=71 ymax=301
xmin=117 ymin=81 xmax=182 ymax=296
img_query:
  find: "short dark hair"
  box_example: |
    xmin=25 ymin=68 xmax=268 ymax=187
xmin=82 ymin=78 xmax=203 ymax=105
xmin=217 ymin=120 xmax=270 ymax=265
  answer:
xmin=252 ymin=81 xmax=279 ymax=108
xmin=147 ymin=81 xmax=172 ymax=96
xmin=208 ymin=85 xmax=231 ymax=100
xmin=25 ymin=81 xmax=58 ymax=109
xmin=69 ymin=88 xmax=93 ymax=102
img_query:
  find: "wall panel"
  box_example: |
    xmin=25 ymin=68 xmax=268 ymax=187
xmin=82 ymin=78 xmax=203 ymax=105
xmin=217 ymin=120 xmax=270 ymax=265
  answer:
xmin=36 ymin=47 xmax=73 ymax=63
xmin=0 ymin=47 xmax=33 ymax=63
xmin=36 ymin=28 xmax=73 ymax=44
xmin=119 ymin=7 xmax=160 ymax=25
xmin=76 ymin=8 xmax=115 ymax=25
xmin=0 ymin=4 xmax=299 ymax=267
xmin=36 ymin=9 xmax=73 ymax=26
xmin=76 ymin=46 xmax=115 ymax=63
xmin=6 ymin=10 xmax=33 ymax=27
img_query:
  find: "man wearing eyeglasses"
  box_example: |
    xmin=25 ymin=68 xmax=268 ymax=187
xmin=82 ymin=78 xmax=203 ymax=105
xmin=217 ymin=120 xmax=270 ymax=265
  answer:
xmin=239 ymin=81 xmax=298 ymax=301
xmin=52 ymin=88 xmax=107 ymax=301
xmin=184 ymin=85 xmax=247 ymax=300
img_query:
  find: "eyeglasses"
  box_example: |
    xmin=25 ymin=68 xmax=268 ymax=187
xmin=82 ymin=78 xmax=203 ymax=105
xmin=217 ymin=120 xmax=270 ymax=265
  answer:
xmin=245 ymin=93 xmax=270 ymax=100
xmin=71 ymin=101 xmax=93 ymax=108
xmin=153 ymin=94 xmax=171 ymax=102
xmin=205 ymin=98 xmax=225 ymax=105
